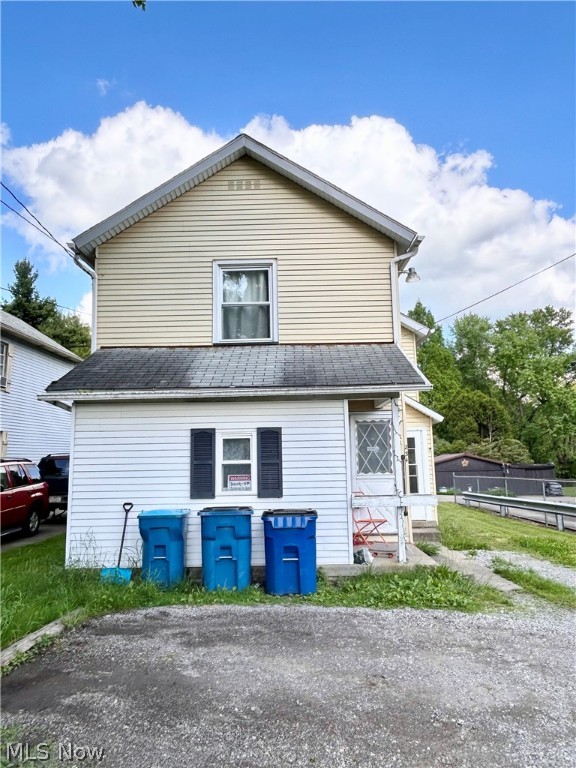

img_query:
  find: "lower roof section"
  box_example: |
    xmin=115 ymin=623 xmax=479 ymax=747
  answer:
xmin=42 ymin=343 xmax=430 ymax=402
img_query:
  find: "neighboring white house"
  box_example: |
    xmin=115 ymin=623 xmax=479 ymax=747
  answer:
xmin=40 ymin=134 xmax=443 ymax=569
xmin=0 ymin=309 xmax=81 ymax=462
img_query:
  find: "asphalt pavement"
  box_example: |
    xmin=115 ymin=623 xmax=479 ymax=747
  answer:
xmin=2 ymin=604 xmax=575 ymax=768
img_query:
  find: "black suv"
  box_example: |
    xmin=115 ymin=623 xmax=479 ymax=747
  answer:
xmin=39 ymin=454 xmax=70 ymax=514
xmin=0 ymin=459 xmax=50 ymax=536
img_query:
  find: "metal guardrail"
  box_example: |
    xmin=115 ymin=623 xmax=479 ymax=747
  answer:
xmin=461 ymin=492 xmax=576 ymax=531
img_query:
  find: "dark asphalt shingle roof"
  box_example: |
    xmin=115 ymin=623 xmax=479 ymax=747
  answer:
xmin=46 ymin=344 xmax=426 ymax=394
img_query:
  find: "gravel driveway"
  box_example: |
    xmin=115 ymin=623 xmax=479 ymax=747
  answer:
xmin=2 ymin=605 xmax=575 ymax=768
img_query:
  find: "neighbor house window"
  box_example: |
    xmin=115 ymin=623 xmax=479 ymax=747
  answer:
xmin=213 ymin=261 xmax=278 ymax=343
xmin=0 ymin=342 xmax=11 ymax=390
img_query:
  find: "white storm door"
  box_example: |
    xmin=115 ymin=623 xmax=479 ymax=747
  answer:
xmin=351 ymin=415 xmax=396 ymax=532
xmin=406 ymin=428 xmax=435 ymax=522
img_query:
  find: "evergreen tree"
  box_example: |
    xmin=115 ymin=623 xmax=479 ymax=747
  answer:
xmin=2 ymin=258 xmax=91 ymax=359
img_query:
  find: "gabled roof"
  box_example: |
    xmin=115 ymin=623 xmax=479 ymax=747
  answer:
xmin=72 ymin=134 xmax=423 ymax=265
xmin=1 ymin=309 xmax=82 ymax=364
xmin=400 ymin=314 xmax=431 ymax=343
xmin=41 ymin=343 xmax=429 ymax=402
xmin=404 ymin=395 xmax=443 ymax=424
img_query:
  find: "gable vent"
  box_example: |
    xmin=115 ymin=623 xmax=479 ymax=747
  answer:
xmin=228 ymin=179 xmax=261 ymax=191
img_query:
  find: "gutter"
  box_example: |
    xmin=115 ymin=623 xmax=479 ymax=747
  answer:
xmin=39 ymin=382 xmax=432 ymax=404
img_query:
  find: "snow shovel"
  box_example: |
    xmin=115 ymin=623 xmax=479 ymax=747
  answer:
xmin=101 ymin=502 xmax=134 ymax=583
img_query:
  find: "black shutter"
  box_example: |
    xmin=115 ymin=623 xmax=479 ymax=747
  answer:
xmin=190 ymin=429 xmax=215 ymax=499
xmin=257 ymin=428 xmax=283 ymax=498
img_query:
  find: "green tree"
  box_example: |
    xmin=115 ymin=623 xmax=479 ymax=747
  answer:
xmin=2 ymin=258 xmax=91 ymax=359
xmin=450 ymin=313 xmax=494 ymax=393
xmin=441 ymin=389 xmax=512 ymax=444
xmin=465 ymin=438 xmax=533 ymax=464
xmin=2 ymin=258 xmax=58 ymax=328
xmin=407 ymin=301 xmax=462 ymax=418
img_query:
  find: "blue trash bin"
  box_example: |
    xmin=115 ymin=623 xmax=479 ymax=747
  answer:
xmin=198 ymin=507 xmax=253 ymax=590
xmin=262 ymin=509 xmax=318 ymax=595
xmin=138 ymin=509 xmax=189 ymax=587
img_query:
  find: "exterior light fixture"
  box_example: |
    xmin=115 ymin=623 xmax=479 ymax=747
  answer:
xmin=401 ymin=267 xmax=421 ymax=284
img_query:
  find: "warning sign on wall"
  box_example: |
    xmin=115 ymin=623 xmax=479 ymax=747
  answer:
xmin=228 ymin=474 xmax=252 ymax=491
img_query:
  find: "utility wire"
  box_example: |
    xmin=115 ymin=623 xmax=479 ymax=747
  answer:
xmin=1 ymin=182 xmax=65 ymax=245
xmin=436 ymin=251 xmax=576 ymax=324
xmin=1 ymin=199 xmax=73 ymax=258
xmin=0 ymin=286 xmax=91 ymax=319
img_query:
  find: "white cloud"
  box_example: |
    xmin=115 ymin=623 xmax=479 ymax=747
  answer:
xmin=76 ymin=291 xmax=93 ymax=322
xmin=96 ymin=78 xmax=115 ymax=96
xmin=2 ymin=104 xmax=574 ymax=324
xmin=0 ymin=122 xmax=11 ymax=146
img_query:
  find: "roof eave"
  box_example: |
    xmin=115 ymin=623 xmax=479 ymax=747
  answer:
xmin=1 ymin=326 xmax=82 ymax=364
xmin=40 ymin=382 xmax=431 ymax=403
xmin=72 ymin=134 xmax=421 ymax=264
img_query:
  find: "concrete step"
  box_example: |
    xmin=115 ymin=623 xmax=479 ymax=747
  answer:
xmin=412 ymin=526 xmax=441 ymax=542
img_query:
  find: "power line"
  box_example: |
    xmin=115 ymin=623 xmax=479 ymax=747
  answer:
xmin=0 ymin=286 xmax=91 ymax=319
xmin=1 ymin=182 xmax=74 ymax=258
xmin=436 ymin=252 xmax=576 ymax=324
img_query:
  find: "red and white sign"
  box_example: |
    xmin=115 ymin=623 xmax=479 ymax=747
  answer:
xmin=228 ymin=474 xmax=251 ymax=491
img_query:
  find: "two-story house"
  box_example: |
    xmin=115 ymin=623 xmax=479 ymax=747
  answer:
xmin=41 ymin=135 xmax=442 ymax=569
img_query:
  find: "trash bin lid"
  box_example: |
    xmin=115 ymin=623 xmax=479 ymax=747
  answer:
xmin=198 ymin=506 xmax=254 ymax=516
xmin=138 ymin=508 xmax=189 ymax=518
xmin=262 ymin=508 xmax=317 ymax=517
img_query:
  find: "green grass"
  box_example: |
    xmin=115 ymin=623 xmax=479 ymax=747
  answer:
xmin=1 ymin=534 xmax=511 ymax=650
xmin=415 ymin=541 xmax=440 ymax=556
xmin=491 ymin=559 xmax=576 ymax=609
xmin=309 ymin=566 xmax=510 ymax=612
xmin=438 ymin=502 xmax=576 ymax=567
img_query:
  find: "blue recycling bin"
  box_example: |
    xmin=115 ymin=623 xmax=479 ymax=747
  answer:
xmin=262 ymin=509 xmax=318 ymax=595
xmin=138 ymin=509 xmax=189 ymax=587
xmin=198 ymin=507 xmax=253 ymax=590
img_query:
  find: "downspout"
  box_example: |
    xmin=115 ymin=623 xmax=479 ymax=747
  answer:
xmin=389 ymin=234 xmax=422 ymax=345
xmin=390 ymin=235 xmax=422 ymax=557
xmin=67 ymin=244 xmax=97 ymax=353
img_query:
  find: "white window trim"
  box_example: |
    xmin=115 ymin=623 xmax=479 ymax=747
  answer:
xmin=216 ymin=429 xmax=258 ymax=496
xmin=212 ymin=259 xmax=278 ymax=344
xmin=1 ymin=341 xmax=13 ymax=392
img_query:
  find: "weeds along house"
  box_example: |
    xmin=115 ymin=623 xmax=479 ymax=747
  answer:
xmin=41 ymin=134 xmax=442 ymax=568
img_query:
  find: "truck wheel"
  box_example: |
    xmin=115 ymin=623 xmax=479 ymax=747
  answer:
xmin=23 ymin=505 xmax=41 ymax=537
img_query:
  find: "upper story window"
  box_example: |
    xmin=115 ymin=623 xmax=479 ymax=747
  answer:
xmin=1 ymin=341 xmax=11 ymax=391
xmin=213 ymin=261 xmax=278 ymax=344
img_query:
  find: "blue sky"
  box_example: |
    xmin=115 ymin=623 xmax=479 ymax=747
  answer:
xmin=1 ymin=1 xmax=575 ymax=326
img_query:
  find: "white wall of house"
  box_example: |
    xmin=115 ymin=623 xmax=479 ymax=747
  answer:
xmin=0 ymin=334 xmax=74 ymax=462
xmin=68 ymin=399 xmax=351 ymax=568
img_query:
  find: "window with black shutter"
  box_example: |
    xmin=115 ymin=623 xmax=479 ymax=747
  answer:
xmin=257 ymin=428 xmax=283 ymax=498
xmin=190 ymin=429 xmax=215 ymax=498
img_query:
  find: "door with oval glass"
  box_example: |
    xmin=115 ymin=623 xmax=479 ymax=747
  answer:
xmin=351 ymin=414 xmax=397 ymax=533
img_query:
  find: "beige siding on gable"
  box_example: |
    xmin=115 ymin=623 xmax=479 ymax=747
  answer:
xmin=96 ymin=157 xmax=395 ymax=347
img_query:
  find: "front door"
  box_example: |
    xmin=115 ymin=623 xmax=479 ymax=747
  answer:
xmin=351 ymin=415 xmax=397 ymax=533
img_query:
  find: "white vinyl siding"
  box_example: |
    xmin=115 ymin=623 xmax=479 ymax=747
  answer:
xmin=96 ymin=157 xmax=395 ymax=347
xmin=68 ymin=400 xmax=350 ymax=568
xmin=0 ymin=335 xmax=74 ymax=462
